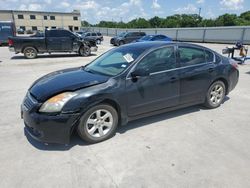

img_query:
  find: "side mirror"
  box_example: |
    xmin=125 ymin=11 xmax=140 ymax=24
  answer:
xmin=131 ymin=69 xmax=149 ymax=79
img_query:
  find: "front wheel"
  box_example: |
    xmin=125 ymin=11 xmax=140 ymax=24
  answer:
xmin=23 ymin=47 xmax=37 ymax=59
xmin=96 ymin=39 xmax=101 ymax=45
xmin=79 ymin=45 xmax=91 ymax=57
xmin=77 ymin=104 xmax=118 ymax=143
xmin=204 ymin=81 xmax=226 ymax=109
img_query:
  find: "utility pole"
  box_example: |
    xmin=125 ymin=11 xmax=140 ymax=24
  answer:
xmin=198 ymin=7 xmax=201 ymax=17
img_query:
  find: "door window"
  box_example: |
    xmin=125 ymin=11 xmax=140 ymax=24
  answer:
xmin=179 ymin=47 xmax=205 ymax=66
xmin=205 ymin=50 xmax=214 ymax=62
xmin=47 ymin=30 xmax=71 ymax=37
xmin=136 ymin=46 xmax=176 ymax=74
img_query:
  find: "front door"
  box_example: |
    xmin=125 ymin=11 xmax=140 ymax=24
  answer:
xmin=60 ymin=30 xmax=73 ymax=51
xmin=126 ymin=46 xmax=180 ymax=116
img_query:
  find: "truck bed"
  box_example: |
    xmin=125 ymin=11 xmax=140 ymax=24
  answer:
xmin=9 ymin=36 xmax=46 ymax=53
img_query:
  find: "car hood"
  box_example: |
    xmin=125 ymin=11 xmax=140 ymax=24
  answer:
xmin=29 ymin=67 xmax=109 ymax=102
xmin=136 ymin=39 xmax=148 ymax=42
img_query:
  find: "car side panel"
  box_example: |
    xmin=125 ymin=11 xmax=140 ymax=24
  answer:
xmin=178 ymin=63 xmax=216 ymax=104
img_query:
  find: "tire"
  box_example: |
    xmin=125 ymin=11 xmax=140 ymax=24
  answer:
xmin=204 ymin=81 xmax=226 ymax=109
xmin=77 ymin=104 xmax=118 ymax=143
xmin=96 ymin=39 xmax=101 ymax=45
xmin=79 ymin=45 xmax=91 ymax=57
xmin=23 ymin=47 xmax=37 ymax=59
xmin=119 ymin=40 xmax=125 ymax=46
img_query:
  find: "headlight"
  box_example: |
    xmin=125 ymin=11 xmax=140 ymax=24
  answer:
xmin=39 ymin=92 xmax=77 ymax=113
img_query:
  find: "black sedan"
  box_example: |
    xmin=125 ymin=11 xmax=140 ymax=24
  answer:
xmin=21 ymin=42 xmax=239 ymax=144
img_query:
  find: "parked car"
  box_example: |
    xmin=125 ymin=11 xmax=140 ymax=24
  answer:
xmin=0 ymin=21 xmax=15 ymax=45
xmin=21 ymin=42 xmax=239 ymax=144
xmin=134 ymin=34 xmax=172 ymax=42
xmin=8 ymin=29 xmax=97 ymax=59
xmin=17 ymin=28 xmax=25 ymax=34
xmin=80 ymin=32 xmax=104 ymax=44
xmin=76 ymin=31 xmax=87 ymax=36
xmin=110 ymin=31 xmax=146 ymax=46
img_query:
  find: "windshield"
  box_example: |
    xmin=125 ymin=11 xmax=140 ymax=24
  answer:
xmin=118 ymin=32 xmax=127 ymax=37
xmin=140 ymin=35 xmax=153 ymax=40
xmin=84 ymin=47 xmax=146 ymax=76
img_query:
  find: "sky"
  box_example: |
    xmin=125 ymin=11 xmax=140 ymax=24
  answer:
xmin=0 ymin=0 xmax=249 ymax=24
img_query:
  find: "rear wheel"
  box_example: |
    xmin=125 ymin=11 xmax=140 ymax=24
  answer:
xmin=204 ymin=81 xmax=225 ymax=109
xmin=77 ymin=104 xmax=118 ymax=143
xmin=119 ymin=40 xmax=125 ymax=46
xmin=79 ymin=45 xmax=91 ymax=57
xmin=23 ymin=47 xmax=37 ymax=59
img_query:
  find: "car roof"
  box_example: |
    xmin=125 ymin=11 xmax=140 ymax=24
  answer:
xmin=144 ymin=34 xmax=165 ymax=37
xmin=121 ymin=41 xmax=213 ymax=52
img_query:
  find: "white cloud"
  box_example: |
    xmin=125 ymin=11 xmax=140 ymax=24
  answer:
xmin=174 ymin=4 xmax=198 ymax=14
xmin=220 ymin=0 xmax=244 ymax=10
xmin=206 ymin=8 xmax=215 ymax=18
xmin=77 ymin=0 xmax=100 ymax=10
xmin=44 ymin=0 xmax=52 ymax=4
xmin=79 ymin=0 xmax=148 ymax=23
xmin=19 ymin=3 xmax=43 ymax=11
xmin=151 ymin=0 xmax=161 ymax=9
xmin=61 ymin=1 xmax=70 ymax=8
xmin=196 ymin=0 xmax=204 ymax=4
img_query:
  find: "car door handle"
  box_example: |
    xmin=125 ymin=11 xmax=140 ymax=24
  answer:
xmin=208 ymin=68 xmax=214 ymax=73
xmin=170 ymin=77 xmax=177 ymax=83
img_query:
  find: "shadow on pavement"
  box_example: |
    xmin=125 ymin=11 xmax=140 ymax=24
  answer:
xmin=25 ymin=96 xmax=230 ymax=151
xmin=24 ymin=129 xmax=87 ymax=151
xmin=11 ymin=53 xmax=97 ymax=60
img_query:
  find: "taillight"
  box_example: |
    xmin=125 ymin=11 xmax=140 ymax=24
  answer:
xmin=229 ymin=59 xmax=239 ymax=70
xmin=8 ymin=39 xmax=14 ymax=46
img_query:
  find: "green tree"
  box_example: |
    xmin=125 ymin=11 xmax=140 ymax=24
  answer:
xmin=148 ymin=16 xmax=163 ymax=28
xmin=127 ymin=18 xmax=150 ymax=28
xmin=200 ymin=19 xmax=216 ymax=27
xmin=215 ymin=14 xmax=237 ymax=26
xmin=93 ymin=11 xmax=250 ymax=28
xmin=240 ymin=11 xmax=250 ymax=21
xmin=81 ymin=20 xmax=91 ymax=27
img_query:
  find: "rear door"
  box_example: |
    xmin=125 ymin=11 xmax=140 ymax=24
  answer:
xmin=46 ymin=30 xmax=73 ymax=51
xmin=46 ymin=30 xmax=62 ymax=51
xmin=177 ymin=45 xmax=215 ymax=104
xmin=91 ymin=32 xmax=97 ymax=40
xmin=126 ymin=45 xmax=180 ymax=116
xmin=59 ymin=30 xmax=73 ymax=51
xmin=124 ymin=32 xmax=137 ymax=43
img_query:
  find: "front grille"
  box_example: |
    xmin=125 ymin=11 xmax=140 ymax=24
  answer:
xmin=23 ymin=92 xmax=37 ymax=110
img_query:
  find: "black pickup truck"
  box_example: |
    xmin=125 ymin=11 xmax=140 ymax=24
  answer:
xmin=8 ymin=29 xmax=97 ymax=59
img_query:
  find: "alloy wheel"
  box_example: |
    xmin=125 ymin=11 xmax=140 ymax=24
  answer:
xmin=86 ymin=109 xmax=113 ymax=138
xmin=210 ymin=84 xmax=224 ymax=105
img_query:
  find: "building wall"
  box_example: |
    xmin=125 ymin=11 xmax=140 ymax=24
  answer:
xmin=0 ymin=10 xmax=81 ymax=32
xmin=0 ymin=11 xmax=13 ymax=21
